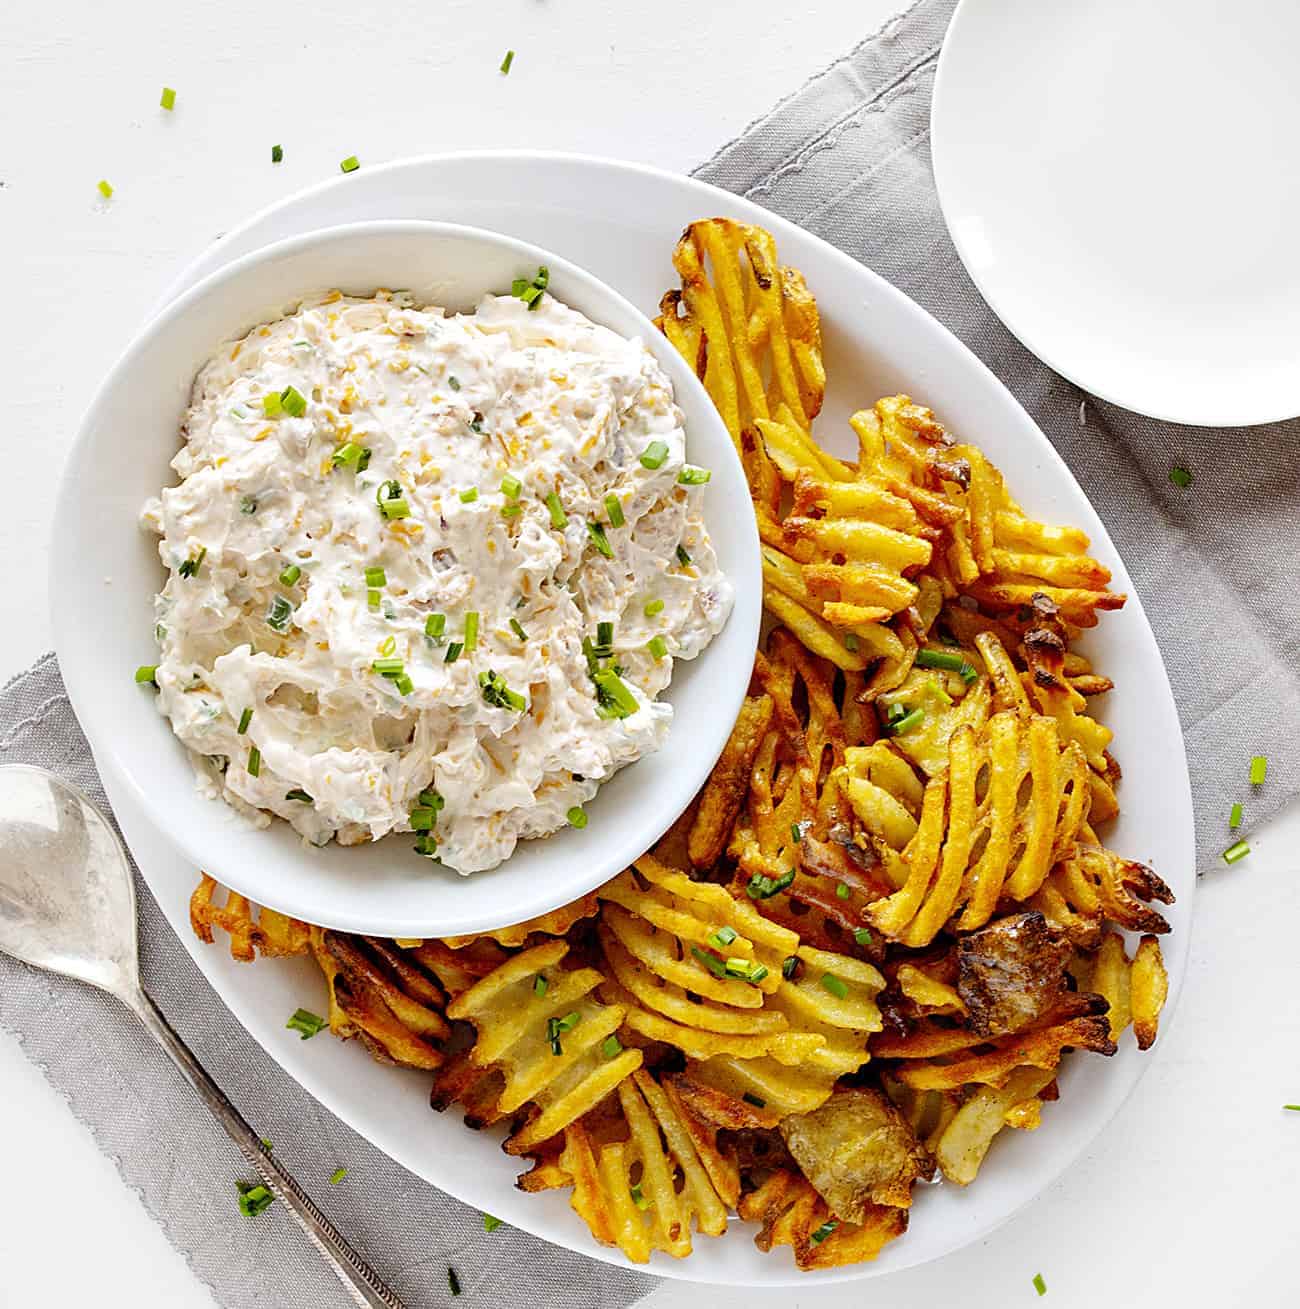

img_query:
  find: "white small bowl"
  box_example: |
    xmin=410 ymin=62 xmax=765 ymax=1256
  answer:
xmin=52 ymin=221 xmax=760 ymax=937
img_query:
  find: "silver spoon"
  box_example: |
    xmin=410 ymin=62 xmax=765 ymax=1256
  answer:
xmin=0 ymin=764 xmax=406 ymax=1309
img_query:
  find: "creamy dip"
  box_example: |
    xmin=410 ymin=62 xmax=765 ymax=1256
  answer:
xmin=140 ymin=286 xmax=732 ymax=873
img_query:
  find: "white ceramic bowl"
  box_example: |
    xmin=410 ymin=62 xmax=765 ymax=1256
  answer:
xmin=52 ymin=220 xmax=760 ymax=937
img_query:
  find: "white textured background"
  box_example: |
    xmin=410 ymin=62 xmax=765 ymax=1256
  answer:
xmin=2 ymin=2 xmax=1298 ymax=1306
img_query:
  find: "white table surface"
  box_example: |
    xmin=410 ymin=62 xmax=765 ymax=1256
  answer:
xmin=3 ymin=2 xmax=1298 ymax=1306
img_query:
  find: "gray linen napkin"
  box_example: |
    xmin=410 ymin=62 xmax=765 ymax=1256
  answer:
xmin=0 ymin=655 xmax=655 ymax=1309
xmin=695 ymin=0 xmax=1299 ymax=867
xmin=4 ymin=1 xmax=1293 ymax=1303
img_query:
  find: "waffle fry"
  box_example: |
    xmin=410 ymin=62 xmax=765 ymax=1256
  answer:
xmin=688 ymin=693 xmax=774 ymax=869
xmin=189 ymin=873 xmax=310 ymax=961
xmin=446 ymin=940 xmax=643 ymax=1153
xmin=440 ymin=892 xmax=600 ymax=951
xmin=930 ymin=1066 xmax=1058 ymax=1185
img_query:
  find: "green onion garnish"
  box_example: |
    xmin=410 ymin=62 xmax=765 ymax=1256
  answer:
xmin=178 ymin=546 xmax=207 ymax=579
xmin=1250 ymin=755 xmax=1267 ymax=784
xmin=1169 ymin=465 xmax=1193 ymax=489
xmin=509 ymin=617 xmax=527 ymax=641
xmin=463 ymin=611 xmax=479 ymax=650
xmin=160 ymin=87 xmax=176 ymax=110
xmin=592 ymin=669 xmax=639 ymax=718
xmin=853 ymin=927 xmax=872 ymax=946
xmin=836 ymin=882 xmax=851 ymax=900
xmin=690 ymin=945 xmax=728 ymax=978
xmin=271 ymin=144 xmax=283 ymax=163
xmin=134 ymin=665 xmax=159 ymax=687
xmin=545 ymin=491 xmax=568 ymax=528
xmin=365 ymin=565 xmax=386 ymax=587
xmin=533 ymin=975 xmax=548 ymax=996
xmin=483 ymin=1213 xmax=503 ymax=1232
xmin=604 ymin=494 xmax=625 ymax=528
xmin=239 ymin=494 xmax=258 ymax=514
xmin=844 ymin=633 xmax=860 ymax=652
xmin=285 ymin=789 xmax=313 ymax=803
xmin=459 ymin=487 xmax=479 ymax=504
xmin=1033 ymin=1272 xmax=1047 ymax=1297
xmin=418 ymin=789 xmax=445 ymax=812
xmin=286 ymin=1007 xmax=325 ymax=1039
xmin=425 ymin=612 xmax=446 ymax=640
xmin=479 ymin=669 xmax=526 ymax=711
xmin=331 ymin=442 xmax=369 ymax=471
xmin=444 ymin=641 xmax=463 ymax=663
xmin=340 ymin=155 xmax=360 ymax=173
xmin=367 ymin=589 xmax=381 ymax=611
xmin=1223 ymin=839 xmax=1250 ymax=865
xmin=675 ymin=545 xmax=692 ymax=567
xmin=279 ymin=563 xmax=301 ymax=587
xmin=501 ymin=503 xmax=522 ymax=519
xmin=97 ymin=179 xmax=114 ymax=199
xmin=413 ymin=834 xmax=439 ymax=857
xmin=743 ymin=1092 xmax=767 ymax=1108
xmin=266 ymin=595 xmax=294 ymax=632
xmin=639 ymin=440 xmax=669 ymax=470
xmin=781 ymin=955 xmax=799 ymax=980
xmin=790 ymin=822 xmax=804 ymax=844
xmin=510 ymin=265 xmax=549 ymax=309
xmin=329 ymin=1168 xmax=347 ymax=1185
xmin=372 ymin=657 xmax=405 ymax=677
xmin=810 ymin=1220 xmax=837 ymax=1245
xmin=392 ymin=673 xmax=414 ymax=695
xmin=646 ymin=635 xmax=668 ymax=660
xmin=644 ymin=598 xmax=665 ymax=618
xmin=915 ymin=648 xmax=967 ymax=673
xmin=375 ymin=480 xmax=410 ymax=520
xmin=447 ymin=375 xmax=461 ymax=391
xmin=597 ymin=620 xmax=614 ymax=648
xmin=246 ymin=746 xmax=261 ymax=777
xmin=821 ymin=973 xmax=848 ymax=999
xmin=1229 ymin=801 xmax=1243 ymax=829
xmin=237 ymin=1183 xmax=275 ymax=1217
xmin=279 ymin=385 xmax=307 ymax=417
xmin=261 ymin=1139 xmax=273 ymax=1151
xmin=746 ymin=867 xmax=795 ymax=900
xmin=890 ymin=706 xmax=925 ymax=735
xmin=237 ymin=707 xmax=253 ymax=734
xmin=566 ymin=806 xmax=588 ymax=829
xmin=500 ymin=473 xmax=522 ymax=499
xmin=601 ymin=1034 xmax=622 ymax=1058
xmin=409 ymin=806 xmax=437 ymax=831
xmin=677 ymin=465 xmax=711 ymax=485
xmin=587 ymin=520 xmax=614 ymax=558
xmin=629 ymin=1184 xmax=650 ymax=1211
xmin=1284 ymin=1104 xmax=1300 ymax=1111
xmin=499 ymin=48 xmax=515 ymax=74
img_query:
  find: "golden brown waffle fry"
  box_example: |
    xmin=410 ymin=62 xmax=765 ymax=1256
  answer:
xmin=189 ymin=874 xmax=310 ymax=961
xmin=439 ymin=892 xmax=600 ymax=950
xmin=446 ymin=939 xmax=643 ymax=1154
xmin=738 ymin=1168 xmax=907 ymax=1270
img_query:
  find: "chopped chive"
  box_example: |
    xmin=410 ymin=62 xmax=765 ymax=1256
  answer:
xmin=639 ymin=440 xmax=669 ymax=470
xmin=459 ymin=487 xmax=479 ymax=504
xmin=97 ymin=179 xmax=114 ymax=199
xmin=1223 ymin=839 xmax=1250 ymax=865
xmin=790 ymin=822 xmax=804 ymax=844
xmin=501 ymin=503 xmax=522 ymax=519
xmin=646 ymin=635 xmax=668 ymax=659
xmin=447 ymin=1267 xmax=462 ymax=1297
xmin=1229 ymin=801 xmax=1243 ymax=829
xmin=836 ymin=882 xmax=851 ymax=901
xmin=444 ymin=641 xmax=463 ymax=663
xmin=707 ymin=925 xmax=738 ymax=949
xmin=329 ymin=1168 xmax=347 ymax=1185
xmin=677 ymin=465 xmax=711 ymax=485
xmin=601 ymin=1034 xmax=622 ymax=1058
xmin=675 ymin=544 xmax=692 ymax=567
xmin=509 ymin=617 xmax=527 ymax=641
xmin=1250 ymin=754 xmax=1267 ymax=784
xmin=237 ymin=707 xmax=253 ymax=734
xmin=286 ymin=1007 xmax=326 ymax=1039
xmin=331 ymin=442 xmax=369 ymax=471
xmin=499 ymin=48 xmax=514 ymax=74
xmin=566 ymin=806 xmax=588 ymax=829
xmin=843 ymin=633 xmax=860 ymax=652
xmin=959 ymin=661 xmax=979 ymax=684
xmin=394 ymin=673 xmax=415 ymax=696
xmin=597 ymin=620 xmax=614 ymax=648
xmin=510 ymin=265 xmax=549 ymax=309
xmin=821 ymin=973 xmax=848 ymax=999
xmin=629 ymin=1184 xmax=650 ymax=1211
xmin=266 ymin=595 xmax=294 ymax=632
xmin=853 ymin=927 xmax=873 ymax=947
xmin=177 ymin=546 xmax=207 ymax=579
xmin=372 ymin=657 xmax=404 ymax=676
xmin=690 ymin=945 xmax=728 ymax=978
xmin=500 ymin=472 xmax=522 ymax=499
xmin=587 ymin=520 xmax=613 ymax=558
xmin=160 ymin=87 xmax=176 ymax=110
xmin=285 ymin=789 xmax=313 ymax=803
xmin=279 ymin=563 xmax=301 ymax=587
xmin=425 ymin=612 xmax=446 ymax=640
xmin=781 ymin=955 xmax=799 ymax=980
xmin=279 ymin=385 xmax=307 ymax=417
xmin=246 ymin=746 xmax=261 ymax=777
xmin=413 ymin=834 xmax=439 ymax=857
xmin=604 ymin=494 xmax=625 ymax=528
xmin=463 ymin=611 xmax=479 ymax=650
xmin=448 ymin=375 xmax=461 ymax=391
xmin=592 ymin=669 xmax=638 ymax=718
xmin=533 ymin=975 xmax=548 ymax=996
xmin=890 ymin=706 xmax=925 ymax=735
xmin=545 ymin=491 xmax=568 ymax=528
xmin=340 ymin=155 xmax=360 ymax=173
xmin=1169 ymin=465 xmax=1193 ymax=489
xmin=915 ymin=648 xmax=967 ymax=673
xmin=1033 ymin=1272 xmax=1047 ymax=1297
xmin=1285 ymin=1105 xmax=1300 ymax=1112
xmin=261 ymin=1139 xmax=273 ymax=1151
xmin=237 ymin=1183 xmax=274 ymax=1217
xmin=746 ymin=962 xmax=769 ymax=984
xmin=742 ymin=1093 xmax=767 ymax=1109
xmin=271 ymin=144 xmax=283 ymax=163
xmin=479 ymin=670 xmax=526 ymax=711
xmin=644 ymin=598 xmax=664 ymax=618
xmin=367 ymin=589 xmax=381 ymax=610
xmin=364 ymin=565 xmax=386 ymax=587
xmin=725 ymin=955 xmax=752 ymax=980
xmin=379 ymin=497 xmax=410 ymax=520
xmin=810 ymin=1220 xmax=837 ymax=1245
xmin=134 ymin=665 xmax=159 ymax=687
xmin=746 ymin=867 xmax=795 ymax=900
xmin=409 ymin=806 xmax=437 ymax=831
xmin=482 ymin=1212 xmax=503 ymax=1232
xmin=238 ymin=493 xmax=258 ymax=514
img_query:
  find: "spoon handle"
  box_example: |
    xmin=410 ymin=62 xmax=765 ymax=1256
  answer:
xmin=127 ymin=986 xmax=406 ymax=1309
